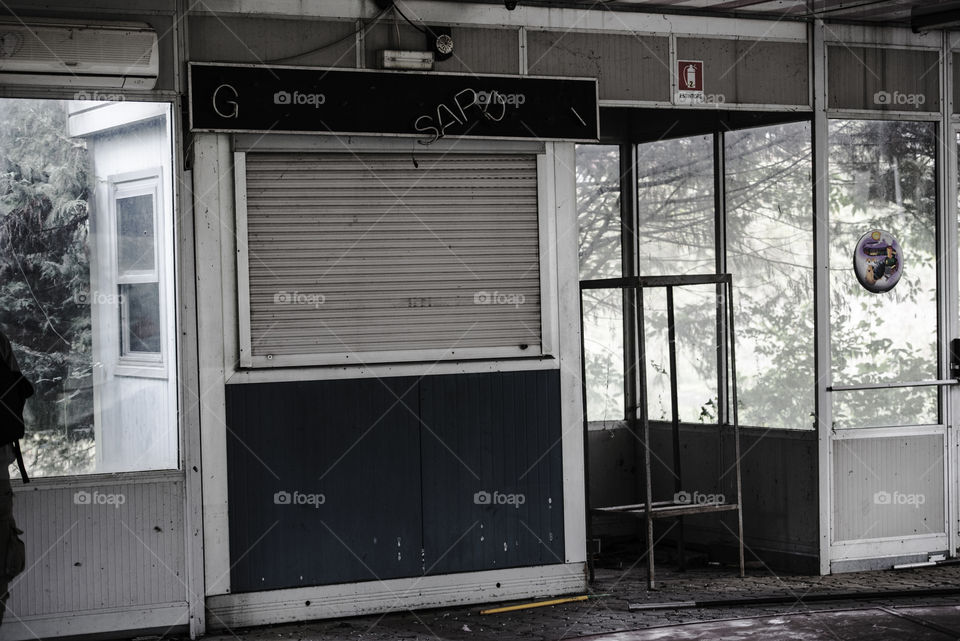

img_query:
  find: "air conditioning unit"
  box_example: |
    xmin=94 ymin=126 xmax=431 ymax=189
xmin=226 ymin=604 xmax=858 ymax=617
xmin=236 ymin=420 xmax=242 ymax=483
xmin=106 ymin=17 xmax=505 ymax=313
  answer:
xmin=0 ymin=18 xmax=158 ymax=89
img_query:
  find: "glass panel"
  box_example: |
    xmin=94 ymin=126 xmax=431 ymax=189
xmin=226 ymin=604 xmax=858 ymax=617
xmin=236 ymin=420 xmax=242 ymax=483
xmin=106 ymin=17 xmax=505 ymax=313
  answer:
xmin=0 ymin=98 xmax=177 ymax=476
xmin=636 ymin=135 xmax=715 ymax=275
xmin=117 ymin=193 xmax=155 ymax=273
xmin=577 ymin=145 xmax=624 ymax=422
xmin=582 ymin=289 xmax=625 ymax=422
xmin=121 ymin=282 xmax=161 ymax=354
xmin=577 ymin=145 xmax=622 ymax=280
xmin=833 ymin=387 xmax=938 ymax=429
xmin=726 ymin=122 xmax=815 ymax=430
xmin=643 ymin=285 xmax=719 ymax=424
xmin=829 ymin=120 xmax=938 ymax=428
xmin=635 ymin=135 xmax=718 ymax=423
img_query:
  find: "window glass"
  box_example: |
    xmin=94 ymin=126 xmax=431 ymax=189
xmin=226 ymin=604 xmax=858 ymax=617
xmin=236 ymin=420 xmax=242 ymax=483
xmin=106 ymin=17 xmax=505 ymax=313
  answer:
xmin=832 ymin=387 xmax=938 ymax=429
xmin=636 ymin=135 xmax=715 ymax=275
xmin=577 ymin=144 xmax=622 ymax=280
xmin=121 ymin=282 xmax=162 ymax=354
xmin=643 ymin=285 xmax=719 ymax=424
xmin=636 ymin=135 xmax=718 ymax=423
xmin=578 ymin=128 xmax=817 ymax=430
xmin=117 ymin=193 xmax=156 ymax=273
xmin=577 ymin=145 xmax=625 ymax=422
xmin=726 ymin=122 xmax=815 ymax=430
xmin=582 ymin=288 xmax=625 ymax=422
xmin=829 ymin=120 xmax=938 ymax=427
xmin=0 ymin=98 xmax=177 ymax=476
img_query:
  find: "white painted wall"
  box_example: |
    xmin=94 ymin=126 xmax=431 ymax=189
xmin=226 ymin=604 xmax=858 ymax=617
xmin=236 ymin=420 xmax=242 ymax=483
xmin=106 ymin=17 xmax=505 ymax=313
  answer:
xmin=0 ymin=473 xmax=188 ymax=641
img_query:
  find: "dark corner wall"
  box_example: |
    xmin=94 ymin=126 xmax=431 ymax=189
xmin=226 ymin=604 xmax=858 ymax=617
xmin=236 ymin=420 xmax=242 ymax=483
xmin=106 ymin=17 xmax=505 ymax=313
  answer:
xmin=589 ymin=423 xmax=819 ymax=573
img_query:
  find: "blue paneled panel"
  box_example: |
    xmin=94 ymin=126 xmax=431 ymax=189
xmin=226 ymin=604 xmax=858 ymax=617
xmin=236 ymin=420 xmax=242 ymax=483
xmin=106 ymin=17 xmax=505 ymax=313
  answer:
xmin=226 ymin=377 xmax=423 ymax=591
xmin=225 ymin=369 xmax=565 ymax=591
xmin=420 ymin=370 xmax=565 ymax=574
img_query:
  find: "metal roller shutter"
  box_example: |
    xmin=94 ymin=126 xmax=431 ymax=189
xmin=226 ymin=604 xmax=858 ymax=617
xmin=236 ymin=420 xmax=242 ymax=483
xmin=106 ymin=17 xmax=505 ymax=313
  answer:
xmin=238 ymin=152 xmax=542 ymax=367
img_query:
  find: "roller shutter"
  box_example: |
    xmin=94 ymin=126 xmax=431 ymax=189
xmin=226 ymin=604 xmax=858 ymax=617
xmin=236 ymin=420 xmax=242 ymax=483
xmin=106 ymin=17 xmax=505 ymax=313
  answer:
xmin=238 ymin=152 xmax=542 ymax=367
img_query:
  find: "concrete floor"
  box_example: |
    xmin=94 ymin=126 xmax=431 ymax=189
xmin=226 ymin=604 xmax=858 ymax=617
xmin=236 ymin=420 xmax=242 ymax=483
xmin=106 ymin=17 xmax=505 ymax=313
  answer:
xmin=185 ymin=560 xmax=960 ymax=641
xmin=575 ymin=606 xmax=960 ymax=640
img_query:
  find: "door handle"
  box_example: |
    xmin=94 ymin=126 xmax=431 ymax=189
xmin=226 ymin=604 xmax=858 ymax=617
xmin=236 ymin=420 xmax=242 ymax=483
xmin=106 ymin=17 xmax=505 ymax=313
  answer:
xmin=951 ymin=338 xmax=960 ymax=380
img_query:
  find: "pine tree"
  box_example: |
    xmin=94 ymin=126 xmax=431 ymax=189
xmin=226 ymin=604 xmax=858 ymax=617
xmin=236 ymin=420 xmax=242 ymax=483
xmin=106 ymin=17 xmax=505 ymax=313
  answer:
xmin=0 ymin=99 xmax=94 ymax=474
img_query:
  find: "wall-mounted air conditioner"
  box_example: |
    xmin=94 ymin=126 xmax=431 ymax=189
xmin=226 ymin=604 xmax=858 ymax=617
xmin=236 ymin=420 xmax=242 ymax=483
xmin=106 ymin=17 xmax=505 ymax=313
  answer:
xmin=0 ymin=18 xmax=158 ymax=89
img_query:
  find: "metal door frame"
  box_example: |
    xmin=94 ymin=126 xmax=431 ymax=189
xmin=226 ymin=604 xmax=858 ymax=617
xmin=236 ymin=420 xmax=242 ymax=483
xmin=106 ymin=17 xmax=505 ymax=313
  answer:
xmin=814 ymin=24 xmax=960 ymax=572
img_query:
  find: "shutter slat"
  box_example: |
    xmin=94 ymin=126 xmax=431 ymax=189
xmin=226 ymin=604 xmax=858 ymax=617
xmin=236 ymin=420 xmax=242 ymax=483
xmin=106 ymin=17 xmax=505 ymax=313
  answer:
xmin=244 ymin=152 xmax=542 ymax=361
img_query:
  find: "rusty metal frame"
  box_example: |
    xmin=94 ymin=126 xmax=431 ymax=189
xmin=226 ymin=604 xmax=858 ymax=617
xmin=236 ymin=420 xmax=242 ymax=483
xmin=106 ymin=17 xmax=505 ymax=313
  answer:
xmin=580 ymin=273 xmax=745 ymax=590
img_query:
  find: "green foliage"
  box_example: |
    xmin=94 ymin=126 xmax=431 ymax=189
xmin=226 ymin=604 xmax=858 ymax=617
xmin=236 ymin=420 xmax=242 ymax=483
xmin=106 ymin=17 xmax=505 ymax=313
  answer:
xmin=827 ymin=120 xmax=938 ymax=427
xmin=577 ymin=144 xmax=622 ymax=281
xmin=577 ymin=119 xmax=939 ymax=431
xmin=578 ymin=127 xmax=814 ymax=428
xmin=577 ymin=146 xmax=626 ymax=421
xmin=725 ymin=124 xmax=815 ymax=429
xmin=0 ymin=99 xmax=94 ymax=473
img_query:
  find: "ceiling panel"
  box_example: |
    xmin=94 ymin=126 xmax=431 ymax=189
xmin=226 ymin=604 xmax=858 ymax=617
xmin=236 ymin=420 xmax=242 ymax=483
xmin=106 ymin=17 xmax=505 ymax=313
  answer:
xmin=485 ymin=0 xmax=960 ymax=25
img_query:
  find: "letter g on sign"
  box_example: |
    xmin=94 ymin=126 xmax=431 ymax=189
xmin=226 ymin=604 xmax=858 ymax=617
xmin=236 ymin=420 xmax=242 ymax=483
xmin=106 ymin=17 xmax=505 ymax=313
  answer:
xmin=213 ymin=84 xmax=239 ymax=119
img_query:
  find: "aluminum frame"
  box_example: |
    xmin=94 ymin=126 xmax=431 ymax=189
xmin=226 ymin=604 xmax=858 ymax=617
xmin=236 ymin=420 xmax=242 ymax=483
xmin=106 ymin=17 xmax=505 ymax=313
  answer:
xmin=817 ymin=25 xmax=960 ymax=572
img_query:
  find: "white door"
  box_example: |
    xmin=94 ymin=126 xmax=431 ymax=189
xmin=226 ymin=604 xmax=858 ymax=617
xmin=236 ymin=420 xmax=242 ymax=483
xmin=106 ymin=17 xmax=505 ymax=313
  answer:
xmin=827 ymin=118 xmax=952 ymax=569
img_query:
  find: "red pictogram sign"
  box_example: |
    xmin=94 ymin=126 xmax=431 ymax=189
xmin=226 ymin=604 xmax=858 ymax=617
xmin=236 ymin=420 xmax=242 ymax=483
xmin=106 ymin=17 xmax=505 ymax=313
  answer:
xmin=678 ymin=60 xmax=703 ymax=92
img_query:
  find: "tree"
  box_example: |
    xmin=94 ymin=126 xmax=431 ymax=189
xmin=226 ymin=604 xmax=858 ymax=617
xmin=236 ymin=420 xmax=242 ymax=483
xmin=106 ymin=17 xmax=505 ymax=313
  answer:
xmin=577 ymin=145 xmax=625 ymax=422
xmin=578 ymin=119 xmax=938 ymax=431
xmin=0 ymin=99 xmax=94 ymax=475
xmin=827 ymin=119 xmax=937 ymax=427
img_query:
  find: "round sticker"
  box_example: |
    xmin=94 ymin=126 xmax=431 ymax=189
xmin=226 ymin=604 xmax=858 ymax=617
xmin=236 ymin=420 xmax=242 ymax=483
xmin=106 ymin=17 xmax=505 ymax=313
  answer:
xmin=853 ymin=230 xmax=902 ymax=293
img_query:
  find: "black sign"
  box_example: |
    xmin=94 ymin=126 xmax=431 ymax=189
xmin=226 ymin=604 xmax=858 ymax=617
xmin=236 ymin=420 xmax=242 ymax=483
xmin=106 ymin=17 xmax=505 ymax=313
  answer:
xmin=188 ymin=63 xmax=598 ymax=143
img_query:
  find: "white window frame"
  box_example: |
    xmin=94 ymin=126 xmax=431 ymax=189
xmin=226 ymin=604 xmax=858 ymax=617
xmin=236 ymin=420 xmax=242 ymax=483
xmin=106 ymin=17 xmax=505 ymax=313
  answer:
xmin=232 ymin=136 xmax=558 ymax=369
xmin=109 ymin=168 xmax=167 ymax=376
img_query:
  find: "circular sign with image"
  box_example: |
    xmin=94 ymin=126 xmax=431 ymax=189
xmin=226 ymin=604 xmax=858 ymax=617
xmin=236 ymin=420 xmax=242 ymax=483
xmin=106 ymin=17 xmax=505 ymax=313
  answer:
xmin=853 ymin=230 xmax=902 ymax=294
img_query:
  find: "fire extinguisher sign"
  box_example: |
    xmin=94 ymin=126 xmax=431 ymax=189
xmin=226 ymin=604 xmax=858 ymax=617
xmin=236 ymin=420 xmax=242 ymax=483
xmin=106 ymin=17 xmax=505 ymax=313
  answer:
xmin=676 ymin=60 xmax=704 ymax=104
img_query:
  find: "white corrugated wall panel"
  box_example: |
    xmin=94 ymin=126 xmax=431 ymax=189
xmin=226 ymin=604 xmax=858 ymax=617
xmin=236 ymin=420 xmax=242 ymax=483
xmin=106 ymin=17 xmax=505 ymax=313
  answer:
xmin=242 ymin=152 xmax=542 ymax=364
xmin=4 ymin=476 xmax=186 ymax=619
xmin=833 ymin=435 xmax=945 ymax=542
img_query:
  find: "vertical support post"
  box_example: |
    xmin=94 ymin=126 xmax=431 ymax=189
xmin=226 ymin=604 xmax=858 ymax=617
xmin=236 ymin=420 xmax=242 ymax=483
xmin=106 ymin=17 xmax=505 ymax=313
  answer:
xmin=518 ymin=26 xmax=527 ymax=75
xmin=173 ymin=1 xmax=206 ymax=636
xmin=811 ymin=19 xmax=833 ymax=576
xmin=666 ymin=286 xmax=685 ymax=571
xmin=714 ymin=131 xmax=729 ymax=524
xmin=725 ymin=277 xmax=745 ymax=578
xmin=714 ymin=132 xmax=728 ymax=429
xmin=579 ymin=287 xmax=594 ymax=583
xmin=637 ymin=285 xmax=656 ymax=590
xmin=939 ymin=30 xmax=959 ymax=559
xmin=622 ymin=143 xmax=643 ymax=526
xmin=356 ymin=18 xmax=365 ymax=68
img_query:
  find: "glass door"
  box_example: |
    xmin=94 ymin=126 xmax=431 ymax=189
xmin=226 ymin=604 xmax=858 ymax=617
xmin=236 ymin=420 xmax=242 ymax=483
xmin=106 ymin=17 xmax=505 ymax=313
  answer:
xmin=828 ymin=119 xmax=950 ymax=567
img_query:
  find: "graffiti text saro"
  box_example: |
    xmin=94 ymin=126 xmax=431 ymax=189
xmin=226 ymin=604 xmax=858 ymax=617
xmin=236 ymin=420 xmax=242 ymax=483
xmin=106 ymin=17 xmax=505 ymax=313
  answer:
xmin=414 ymin=88 xmax=523 ymax=145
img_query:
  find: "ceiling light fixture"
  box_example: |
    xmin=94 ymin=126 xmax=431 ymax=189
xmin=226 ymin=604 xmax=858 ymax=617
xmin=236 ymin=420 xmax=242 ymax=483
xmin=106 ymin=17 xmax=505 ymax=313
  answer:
xmin=379 ymin=49 xmax=434 ymax=70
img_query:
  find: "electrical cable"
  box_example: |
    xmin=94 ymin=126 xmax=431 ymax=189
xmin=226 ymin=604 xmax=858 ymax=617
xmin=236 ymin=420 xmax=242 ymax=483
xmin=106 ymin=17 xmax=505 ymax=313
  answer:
xmin=264 ymin=5 xmax=391 ymax=64
xmin=394 ymin=3 xmax=428 ymax=34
